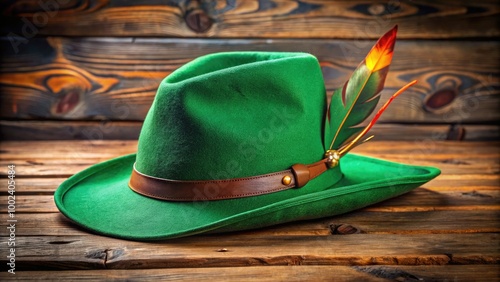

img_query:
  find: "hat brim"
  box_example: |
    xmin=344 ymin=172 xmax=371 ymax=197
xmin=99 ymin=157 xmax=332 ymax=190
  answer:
xmin=54 ymin=153 xmax=440 ymax=241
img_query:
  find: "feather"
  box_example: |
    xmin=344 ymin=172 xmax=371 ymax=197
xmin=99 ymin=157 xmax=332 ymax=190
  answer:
xmin=338 ymin=80 xmax=417 ymax=156
xmin=324 ymin=26 xmax=398 ymax=151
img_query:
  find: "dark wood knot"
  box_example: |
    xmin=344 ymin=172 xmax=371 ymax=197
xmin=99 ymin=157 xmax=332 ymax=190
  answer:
xmin=330 ymin=224 xmax=362 ymax=235
xmin=424 ymin=88 xmax=457 ymax=113
xmin=54 ymin=88 xmax=81 ymax=114
xmin=446 ymin=124 xmax=466 ymax=141
xmin=352 ymin=3 xmax=401 ymax=16
xmin=368 ymin=4 xmax=386 ymax=15
xmin=185 ymin=9 xmax=213 ymax=33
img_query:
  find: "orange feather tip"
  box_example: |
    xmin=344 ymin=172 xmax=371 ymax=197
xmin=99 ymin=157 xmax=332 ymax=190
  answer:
xmin=364 ymin=79 xmax=417 ymax=134
xmin=365 ymin=25 xmax=398 ymax=72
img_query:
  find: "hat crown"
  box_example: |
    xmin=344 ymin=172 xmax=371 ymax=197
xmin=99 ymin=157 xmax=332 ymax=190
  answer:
xmin=136 ymin=52 xmax=327 ymax=180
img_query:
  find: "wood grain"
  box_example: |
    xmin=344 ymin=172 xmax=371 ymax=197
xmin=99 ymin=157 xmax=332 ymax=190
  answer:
xmin=3 ymin=265 xmax=499 ymax=281
xmin=1 ymin=234 xmax=498 ymax=270
xmin=1 ymin=0 xmax=498 ymax=38
xmin=1 ymin=121 xmax=499 ymax=141
xmin=1 ymin=210 xmax=498 ymax=237
xmin=1 ymin=37 xmax=498 ymax=124
xmin=0 ymin=120 xmax=143 ymax=141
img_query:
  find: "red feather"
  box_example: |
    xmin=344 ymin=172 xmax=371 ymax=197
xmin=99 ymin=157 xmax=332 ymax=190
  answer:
xmin=339 ymin=80 xmax=417 ymax=155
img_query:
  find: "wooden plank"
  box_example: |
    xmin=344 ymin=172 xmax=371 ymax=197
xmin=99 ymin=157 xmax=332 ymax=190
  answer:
xmin=426 ymin=174 xmax=500 ymax=191
xmin=0 ymin=177 xmax=64 ymax=194
xmin=0 ymin=120 xmax=142 ymax=141
xmin=1 ymin=38 xmax=498 ymax=123
xmin=0 ymin=266 xmax=387 ymax=281
xmin=2 ymin=188 xmax=498 ymax=214
xmin=1 ymin=210 xmax=498 ymax=237
xmin=1 ymin=0 xmax=498 ymax=38
xmin=365 ymin=188 xmax=499 ymax=211
xmin=3 ymin=265 xmax=499 ymax=281
xmin=1 ymin=120 xmax=499 ymax=141
xmin=0 ymin=140 xmax=138 ymax=160
xmin=0 ymin=234 xmax=497 ymax=270
xmin=354 ymin=141 xmax=499 ymax=155
xmin=354 ymin=265 xmax=500 ymax=282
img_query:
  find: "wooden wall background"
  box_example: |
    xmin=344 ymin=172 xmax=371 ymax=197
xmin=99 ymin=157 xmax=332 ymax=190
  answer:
xmin=0 ymin=0 xmax=498 ymax=141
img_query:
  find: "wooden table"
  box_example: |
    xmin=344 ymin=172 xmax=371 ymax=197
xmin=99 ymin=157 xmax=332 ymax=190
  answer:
xmin=1 ymin=140 xmax=498 ymax=281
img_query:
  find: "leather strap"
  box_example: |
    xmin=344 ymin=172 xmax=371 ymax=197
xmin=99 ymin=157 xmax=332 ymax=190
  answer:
xmin=129 ymin=158 xmax=329 ymax=201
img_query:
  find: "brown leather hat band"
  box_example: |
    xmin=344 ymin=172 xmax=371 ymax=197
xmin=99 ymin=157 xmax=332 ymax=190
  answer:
xmin=129 ymin=159 xmax=330 ymax=201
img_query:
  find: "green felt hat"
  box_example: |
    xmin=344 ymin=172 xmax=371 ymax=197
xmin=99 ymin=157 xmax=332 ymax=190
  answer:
xmin=54 ymin=28 xmax=440 ymax=241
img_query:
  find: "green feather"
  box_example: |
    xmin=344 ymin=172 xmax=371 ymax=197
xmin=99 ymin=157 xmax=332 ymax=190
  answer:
xmin=324 ymin=26 xmax=397 ymax=150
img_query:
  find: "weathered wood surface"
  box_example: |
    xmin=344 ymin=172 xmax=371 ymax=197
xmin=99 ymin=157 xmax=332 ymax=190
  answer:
xmin=3 ymin=265 xmax=500 ymax=281
xmin=1 ymin=210 xmax=498 ymax=237
xmin=3 ymin=265 xmax=500 ymax=282
xmin=1 ymin=234 xmax=499 ymax=270
xmin=0 ymin=140 xmax=498 ymax=279
xmin=1 ymin=37 xmax=498 ymax=124
xmin=1 ymin=121 xmax=499 ymax=141
xmin=1 ymin=0 xmax=498 ymax=38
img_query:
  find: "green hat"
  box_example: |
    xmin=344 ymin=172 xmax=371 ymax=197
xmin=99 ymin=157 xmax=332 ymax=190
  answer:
xmin=54 ymin=27 xmax=440 ymax=241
